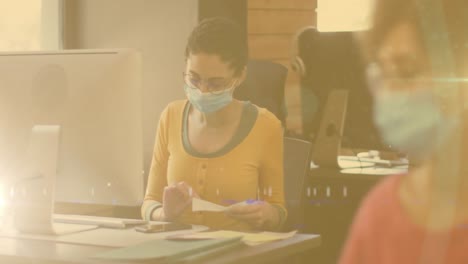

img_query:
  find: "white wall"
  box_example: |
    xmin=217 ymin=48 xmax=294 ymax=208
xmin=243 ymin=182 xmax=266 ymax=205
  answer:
xmin=63 ymin=0 xmax=198 ymax=176
xmin=0 ymin=0 xmax=41 ymax=50
xmin=41 ymin=0 xmax=63 ymax=49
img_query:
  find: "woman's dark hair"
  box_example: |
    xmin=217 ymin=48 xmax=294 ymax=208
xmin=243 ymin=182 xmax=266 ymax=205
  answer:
xmin=185 ymin=17 xmax=248 ymax=76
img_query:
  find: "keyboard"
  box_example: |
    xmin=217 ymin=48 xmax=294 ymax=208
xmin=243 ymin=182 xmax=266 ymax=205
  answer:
xmin=52 ymin=222 xmax=97 ymax=235
xmin=53 ymin=214 xmax=147 ymax=229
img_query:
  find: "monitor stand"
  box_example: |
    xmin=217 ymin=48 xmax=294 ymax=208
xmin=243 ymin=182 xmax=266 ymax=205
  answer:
xmin=311 ymin=89 xmax=348 ymax=168
xmin=12 ymin=125 xmax=95 ymax=235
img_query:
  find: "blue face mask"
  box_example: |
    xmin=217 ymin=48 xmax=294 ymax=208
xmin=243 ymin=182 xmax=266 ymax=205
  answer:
xmin=374 ymin=89 xmax=458 ymax=162
xmin=184 ymin=84 xmax=234 ymax=113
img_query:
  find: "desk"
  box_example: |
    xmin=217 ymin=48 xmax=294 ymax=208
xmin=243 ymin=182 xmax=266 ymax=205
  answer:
xmin=51 ymin=167 xmax=380 ymax=264
xmin=304 ymin=167 xmax=389 ymax=264
xmin=0 ymin=230 xmax=321 ymax=264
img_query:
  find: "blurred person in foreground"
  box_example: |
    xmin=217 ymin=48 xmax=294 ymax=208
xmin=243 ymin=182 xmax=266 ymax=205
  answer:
xmin=340 ymin=0 xmax=468 ymax=263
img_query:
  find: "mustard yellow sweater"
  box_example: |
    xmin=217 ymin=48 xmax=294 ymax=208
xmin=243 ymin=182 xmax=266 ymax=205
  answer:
xmin=143 ymin=100 xmax=286 ymax=231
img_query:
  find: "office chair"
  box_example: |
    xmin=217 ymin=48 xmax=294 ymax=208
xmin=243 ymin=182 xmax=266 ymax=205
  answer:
xmin=282 ymin=137 xmax=311 ymax=232
xmin=234 ymin=60 xmax=288 ymax=125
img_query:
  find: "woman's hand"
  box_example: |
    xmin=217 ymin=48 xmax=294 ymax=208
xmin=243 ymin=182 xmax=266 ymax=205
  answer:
xmin=162 ymin=182 xmax=198 ymax=221
xmin=225 ymin=200 xmax=280 ymax=230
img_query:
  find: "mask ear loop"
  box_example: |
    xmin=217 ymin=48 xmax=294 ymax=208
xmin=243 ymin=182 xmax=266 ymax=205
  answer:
xmin=225 ymin=79 xmax=240 ymax=96
xmin=228 ymin=67 xmax=248 ymax=95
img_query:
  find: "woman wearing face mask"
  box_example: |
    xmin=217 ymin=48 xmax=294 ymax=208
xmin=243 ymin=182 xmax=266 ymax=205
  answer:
xmin=141 ymin=18 xmax=286 ymax=231
xmin=340 ymin=0 xmax=468 ymax=263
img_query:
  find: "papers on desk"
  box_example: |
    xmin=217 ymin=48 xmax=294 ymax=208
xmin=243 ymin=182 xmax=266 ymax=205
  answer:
xmin=192 ymin=198 xmax=253 ymax=212
xmin=310 ymin=155 xmax=408 ymax=175
xmin=338 ymin=155 xmax=408 ymax=175
xmin=340 ymin=166 xmax=408 ymax=175
xmin=192 ymin=198 xmax=228 ymax=212
xmin=169 ymin=230 xmax=297 ymax=246
xmin=338 ymin=155 xmax=408 ymax=168
xmin=311 ymin=155 xmax=409 ymax=172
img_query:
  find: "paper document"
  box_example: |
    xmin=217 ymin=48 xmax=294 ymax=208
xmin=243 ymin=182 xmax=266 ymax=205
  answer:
xmin=192 ymin=198 xmax=254 ymax=212
xmin=338 ymin=155 xmax=409 ymax=169
xmin=169 ymin=230 xmax=297 ymax=246
xmin=192 ymin=198 xmax=228 ymax=212
xmin=340 ymin=166 xmax=408 ymax=175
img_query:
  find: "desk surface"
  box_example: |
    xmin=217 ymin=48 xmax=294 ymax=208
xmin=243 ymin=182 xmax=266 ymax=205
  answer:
xmin=306 ymin=167 xmax=389 ymax=264
xmin=0 ymin=232 xmax=321 ymax=264
xmin=310 ymin=167 xmax=396 ymax=181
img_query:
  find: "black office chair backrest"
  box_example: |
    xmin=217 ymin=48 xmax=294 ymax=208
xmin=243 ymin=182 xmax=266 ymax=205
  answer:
xmin=234 ymin=60 xmax=288 ymax=125
xmin=283 ymin=137 xmax=311 ymax=231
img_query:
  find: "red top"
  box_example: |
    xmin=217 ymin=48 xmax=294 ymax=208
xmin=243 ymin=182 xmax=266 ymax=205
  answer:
xmin=339 ymin=175 xmax=468 ymax=264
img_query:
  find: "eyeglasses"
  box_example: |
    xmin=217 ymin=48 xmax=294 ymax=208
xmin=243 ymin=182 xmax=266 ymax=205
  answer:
xmin=366 ymin=63 xmax=467 ymax=113
xmin=183 ymin=72 xmax=237 ymax=94
xmin=367 ymin=63 xmax=468 ymax=87
xmin=366 ymin=63 xmax=462 ymax=93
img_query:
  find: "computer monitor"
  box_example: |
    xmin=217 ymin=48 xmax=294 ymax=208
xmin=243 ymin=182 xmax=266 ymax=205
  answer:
xmin=0 ymin=49 xmax=143 ymax=206
xmin=297 ymin=29 xmax=388 ymax=151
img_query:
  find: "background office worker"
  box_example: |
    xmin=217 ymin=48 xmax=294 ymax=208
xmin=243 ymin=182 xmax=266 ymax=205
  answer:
xmin=141 ymin=18 xmax=286 ymax=231
xmin=340 ymin=0 xmax=468 ymax=263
